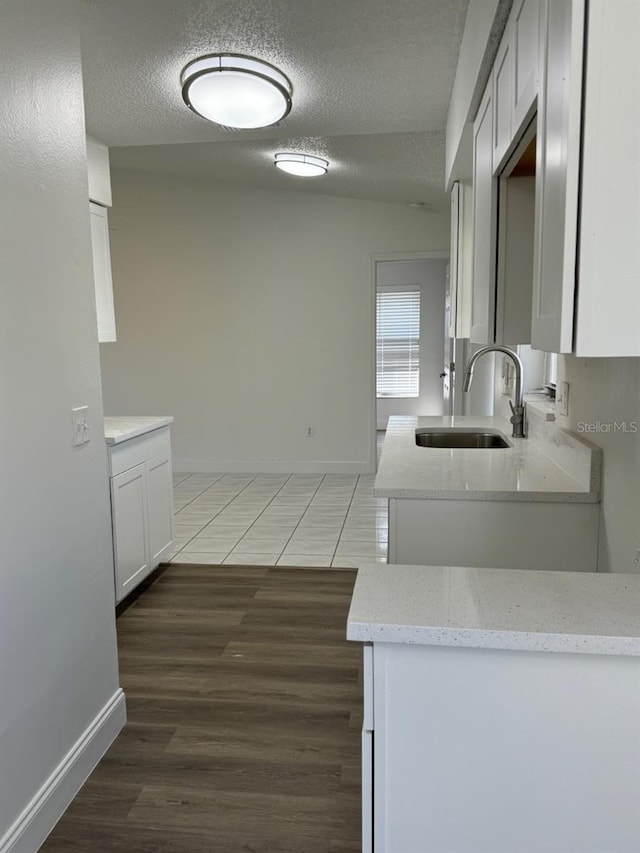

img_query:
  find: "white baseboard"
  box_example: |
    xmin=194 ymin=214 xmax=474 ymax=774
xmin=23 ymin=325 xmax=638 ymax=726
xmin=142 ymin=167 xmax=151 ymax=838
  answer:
xmin=0 ymin=689 xmax=126 ymax=853
xmin=173 ymin=459 xmax=376 ymax=475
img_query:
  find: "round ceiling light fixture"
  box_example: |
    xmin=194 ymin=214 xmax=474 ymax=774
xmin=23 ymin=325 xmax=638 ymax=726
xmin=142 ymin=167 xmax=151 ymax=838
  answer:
xmin=181 ymin=53 xmax=293 ymax=129
xmin=274 ymin=153 xmax=329 ymax=177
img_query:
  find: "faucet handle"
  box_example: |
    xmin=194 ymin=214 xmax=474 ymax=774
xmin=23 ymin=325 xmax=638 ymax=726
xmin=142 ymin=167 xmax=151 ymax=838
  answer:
xmin=509 ymin=401 xmax=527 ymax=438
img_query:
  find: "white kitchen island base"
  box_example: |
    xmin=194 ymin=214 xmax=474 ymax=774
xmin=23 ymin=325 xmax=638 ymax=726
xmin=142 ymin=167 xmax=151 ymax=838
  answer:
xmin=371 ymin=642 xmax=640 ymax=853
xmin=349 ymin=564 xmax=640 ymax=853
xmin=389 ymin=496 xmax=600 ymax=571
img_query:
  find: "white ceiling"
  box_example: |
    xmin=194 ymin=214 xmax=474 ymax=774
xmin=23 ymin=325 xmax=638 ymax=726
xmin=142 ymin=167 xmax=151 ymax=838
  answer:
xmin=80 ymin=0 xmax=469 ymax=208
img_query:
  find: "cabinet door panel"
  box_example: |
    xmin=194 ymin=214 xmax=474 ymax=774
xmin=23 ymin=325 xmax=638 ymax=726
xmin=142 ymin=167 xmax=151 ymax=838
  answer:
xmin=89 ymin=202 xmax=116 ymax=343
xmin=575 ymin=0 xmax=640 ymax=356
xmin=512 ymin=0 xmax=540 ymax=131
xmin=471 ymin=83 xmax=497 ymax=344
xmin=146 ymin=451 xmax=174 ymax=566
xmin=492 ymin=34 xmax=513 ymax=171
xmin=111 ymin=463 xmax=149 ymax=602
xmin=531 ymin=0 xmax=584 ymax=352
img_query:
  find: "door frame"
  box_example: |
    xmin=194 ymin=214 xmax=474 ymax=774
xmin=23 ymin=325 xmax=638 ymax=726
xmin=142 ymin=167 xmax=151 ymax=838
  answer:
xmin=369 ymin=251 xmax=449 ymax=472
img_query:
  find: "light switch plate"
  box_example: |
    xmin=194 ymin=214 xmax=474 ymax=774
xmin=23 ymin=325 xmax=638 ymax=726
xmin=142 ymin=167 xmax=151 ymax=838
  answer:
xmin=72 ymin=406 xmax=90 ymax=446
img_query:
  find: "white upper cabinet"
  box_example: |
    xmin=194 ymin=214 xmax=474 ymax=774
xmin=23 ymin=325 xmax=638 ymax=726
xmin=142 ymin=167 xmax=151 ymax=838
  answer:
xmin=86 ymin=136 xmax=116 ymax=343
xmin=471 ymin=81 xmax=497 ymax=344
xmin=574 ymin=0 xmax=640 ymax=357
xmin=492 ymin=35 xmax=513 ymax=171
xmin=90 ymin=202 xmax=117 ymax=343
xmin=448 ymin=181 xmax=473 ymax=339
xmin=512 ymin=0 xmax=540 ymax=131
xmin=532 ymin=0 xmax=640 ymax=357
xmin=492 ymin=0 xmax=540 ymax=174
xmin=531 ymin=0 xmax=584 ymax=353
xmin=86 ymin=136 xmax=112 ymax=207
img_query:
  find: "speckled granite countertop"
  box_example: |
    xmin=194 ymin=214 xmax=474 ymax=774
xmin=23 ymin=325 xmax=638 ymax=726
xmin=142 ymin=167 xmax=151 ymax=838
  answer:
xmin=375 ymin=414 xmax=601 ymax=502
xmin=347 ymin=563 xmax=640 ymax=655
xmin=104 ymin=416 xmax=173 ymax=446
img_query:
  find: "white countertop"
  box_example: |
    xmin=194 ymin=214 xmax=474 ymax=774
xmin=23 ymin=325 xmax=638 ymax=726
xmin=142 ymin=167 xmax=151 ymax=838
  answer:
xmin=347 ymin=563 xmax=640 ymax=656
xmin=104 ymin=416 xmax=173 ymax=445
xmin=375 ymin=414 xmax=601 ymax=502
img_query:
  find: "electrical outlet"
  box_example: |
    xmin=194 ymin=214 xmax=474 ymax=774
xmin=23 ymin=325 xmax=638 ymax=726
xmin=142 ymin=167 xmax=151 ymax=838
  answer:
xmin=305 ymin=426 xmax=314 ymax=438
xmin=72 ymin=406 xmax=90 ymax=447
xmin=556 ymin=381 xmax=570 ymax=417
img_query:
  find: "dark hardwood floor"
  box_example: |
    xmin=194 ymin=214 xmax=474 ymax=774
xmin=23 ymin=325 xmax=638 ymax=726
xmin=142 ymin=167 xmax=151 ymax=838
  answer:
xmin=40 ymin=565 xmax=362 ymax=853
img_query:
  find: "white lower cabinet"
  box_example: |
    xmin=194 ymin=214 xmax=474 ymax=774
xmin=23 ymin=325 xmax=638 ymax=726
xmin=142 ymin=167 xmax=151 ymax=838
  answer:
xmin=363 ymin=641 xmax=640 ymax=853
xmin=108 ymin=426 xmax=173 ymax=602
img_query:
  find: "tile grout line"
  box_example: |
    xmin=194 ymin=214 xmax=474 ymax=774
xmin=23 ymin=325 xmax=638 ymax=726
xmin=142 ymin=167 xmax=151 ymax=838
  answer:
xmin=329 ymin=475 xmax=359 ymax=568
xmin=226 ymin=473 xmax=299 ymax=563
xmin=172 ymin=472 xmax=263 ymax=560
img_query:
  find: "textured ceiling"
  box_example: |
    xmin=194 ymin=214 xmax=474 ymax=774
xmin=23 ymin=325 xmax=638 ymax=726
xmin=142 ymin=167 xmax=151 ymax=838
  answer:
xmin=80 ymin=0 xmax=469 ymax=207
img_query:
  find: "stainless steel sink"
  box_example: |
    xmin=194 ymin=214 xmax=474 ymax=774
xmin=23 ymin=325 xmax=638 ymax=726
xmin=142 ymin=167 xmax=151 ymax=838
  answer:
xmin=415 ymin=428 xmax=511 ymax=449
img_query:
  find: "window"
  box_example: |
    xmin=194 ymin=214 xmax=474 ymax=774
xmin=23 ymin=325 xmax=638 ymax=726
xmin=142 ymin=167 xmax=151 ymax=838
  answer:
xmin=376 ymin=286 xmax=420 ymax=398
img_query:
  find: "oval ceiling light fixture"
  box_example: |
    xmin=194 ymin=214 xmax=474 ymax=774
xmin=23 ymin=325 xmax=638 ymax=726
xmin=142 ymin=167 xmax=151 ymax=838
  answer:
xmin=274 ymin=153 xmax=329 ymax=177
xmin=181 ymin=53 xmax=293 ymax=129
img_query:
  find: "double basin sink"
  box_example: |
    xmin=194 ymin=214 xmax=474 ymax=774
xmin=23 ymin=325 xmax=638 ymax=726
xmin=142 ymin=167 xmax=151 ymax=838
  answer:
xmin=415 ymin=427 xmax=512 ymax=449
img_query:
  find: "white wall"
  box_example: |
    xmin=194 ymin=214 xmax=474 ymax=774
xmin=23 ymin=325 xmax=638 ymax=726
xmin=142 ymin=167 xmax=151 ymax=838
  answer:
xmin=100 ymin=170 xmax=449 ymax=473
xmin=376 ymin=258 xmax=447 ymax=429
xmin=556 ymin=356 xmax=640 ymax=574
xmin=0 ymin=2 xmax=123 ymax=850
xmin=491 ymin=351 xmax=640 ymax=573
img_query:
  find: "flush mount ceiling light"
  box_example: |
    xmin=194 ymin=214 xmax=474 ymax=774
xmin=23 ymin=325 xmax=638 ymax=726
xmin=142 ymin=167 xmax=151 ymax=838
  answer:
xmin=274 ymin=153 xmax=329 ymax=177
xmin=181 ymin=53 xmax=293 ymax=129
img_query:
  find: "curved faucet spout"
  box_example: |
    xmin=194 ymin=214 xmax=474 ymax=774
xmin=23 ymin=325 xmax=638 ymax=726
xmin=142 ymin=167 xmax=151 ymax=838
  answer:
xmin=462 ymin=345 xmax=527 ymax=438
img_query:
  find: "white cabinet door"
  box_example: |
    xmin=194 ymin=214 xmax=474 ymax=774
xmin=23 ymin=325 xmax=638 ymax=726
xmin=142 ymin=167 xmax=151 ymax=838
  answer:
xmin=492 ymin=33 xmax=513 ymax=171
xmin=89 ymin=201 xmax=116 ymax=342
xmin=492 ymin=0 xmax=539 ymax=175
xmin=111 ymin=463 xmax=149 ymax=601
xmin=448 ymin=181 xmax=472 ymax=339
xmin=470 ymin=82 xmax=497 ymax=344
xmin=512 ymin=0 xmax=540 ymax=132
xmin=146 ymin=451 xmax=174 ymax=566
xmin=447 ymin=183 xmax=461 ymax=340
xmin=531 ymin=0 xmax=585 ymax=352
xmin=574 ymin=0 xmax=640 ymax=356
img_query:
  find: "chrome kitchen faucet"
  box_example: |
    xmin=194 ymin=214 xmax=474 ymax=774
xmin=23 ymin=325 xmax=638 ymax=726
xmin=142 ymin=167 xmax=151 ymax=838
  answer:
xmin=462 ymin=345 xmax=527 ymax=438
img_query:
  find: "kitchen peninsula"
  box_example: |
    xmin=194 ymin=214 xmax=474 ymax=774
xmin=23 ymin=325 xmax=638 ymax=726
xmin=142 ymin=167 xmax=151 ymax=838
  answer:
xmin=104 ymin=416 xmax=174 ymax=602
xmin=376 ymin=412 xmax=601 ymax=571
xmin=348 ymin=562 xmax=640 ymax=853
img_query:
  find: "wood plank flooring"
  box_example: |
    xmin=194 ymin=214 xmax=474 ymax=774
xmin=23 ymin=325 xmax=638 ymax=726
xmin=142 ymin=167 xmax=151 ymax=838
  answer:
xmin=40 ymin=565 xmax=362 ymax=853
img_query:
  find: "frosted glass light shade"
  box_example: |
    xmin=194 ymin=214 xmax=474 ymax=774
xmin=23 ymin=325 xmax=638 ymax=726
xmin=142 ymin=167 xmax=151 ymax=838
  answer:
xmin=181 ymin=54 xmax=292 ymax=129
xmin=274 ymin=153 xmax=329 ymax=177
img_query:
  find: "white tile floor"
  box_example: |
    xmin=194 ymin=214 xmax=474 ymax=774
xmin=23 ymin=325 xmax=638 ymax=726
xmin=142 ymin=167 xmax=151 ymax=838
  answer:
xmin=169 ymin=472 xmax=389 ymax=567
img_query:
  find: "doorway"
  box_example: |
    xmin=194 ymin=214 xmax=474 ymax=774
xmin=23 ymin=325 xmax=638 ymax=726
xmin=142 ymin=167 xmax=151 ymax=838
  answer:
xmin=373 ymin=255 xmax=449 ymax=436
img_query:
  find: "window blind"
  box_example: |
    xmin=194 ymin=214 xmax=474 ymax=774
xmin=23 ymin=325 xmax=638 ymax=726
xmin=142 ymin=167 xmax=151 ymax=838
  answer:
xmin=376 ymin=287 xmax=420 ymax=398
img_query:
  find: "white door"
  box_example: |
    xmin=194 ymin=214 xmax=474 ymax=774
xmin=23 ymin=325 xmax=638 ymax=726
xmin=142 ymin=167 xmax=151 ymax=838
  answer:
xmin=375 ymin=258 xmax=448 ymax=430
